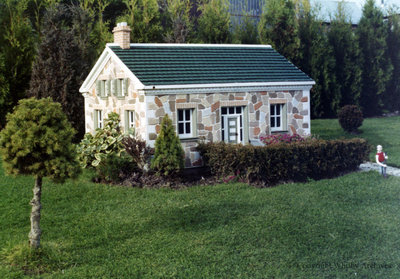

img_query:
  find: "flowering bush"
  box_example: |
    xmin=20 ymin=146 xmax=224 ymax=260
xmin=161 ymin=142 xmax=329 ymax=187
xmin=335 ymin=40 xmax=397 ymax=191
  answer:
xmin=260 ymin=133 xmax=305 ymax=145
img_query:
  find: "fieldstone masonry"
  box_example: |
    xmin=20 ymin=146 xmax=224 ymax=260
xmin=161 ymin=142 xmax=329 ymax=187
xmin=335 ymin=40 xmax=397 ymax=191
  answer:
xmin=84 ymin=61 xmax=311 ymax=168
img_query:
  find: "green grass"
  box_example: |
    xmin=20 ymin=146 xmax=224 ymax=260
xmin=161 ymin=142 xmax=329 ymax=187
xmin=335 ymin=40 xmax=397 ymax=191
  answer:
xmin=312 ymin=116 xmax=400 ymax=166
xmin=2 ymin=161 xmax=400 ymax=278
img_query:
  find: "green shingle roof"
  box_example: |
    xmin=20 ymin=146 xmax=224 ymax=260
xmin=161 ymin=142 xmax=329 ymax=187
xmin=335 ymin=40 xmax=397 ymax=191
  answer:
xmin=109 ymin=45 xmax=313 ymax=86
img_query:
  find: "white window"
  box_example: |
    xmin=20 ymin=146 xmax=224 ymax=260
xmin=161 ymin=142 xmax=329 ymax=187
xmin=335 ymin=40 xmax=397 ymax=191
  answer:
xmin=128 ymin=110 xmax=135 ymax=128
xmin=177 ymin=109 xmax=193 ymax=138
xmin=95 ymin=110 xmax=103 ymax=129
xmin=221 ymin=106 xmax=243 ymax=143
xmin=112 ymin=78 xmax=128 ymax=98
xmin=270 ymin=104 xmax=284 ymax=132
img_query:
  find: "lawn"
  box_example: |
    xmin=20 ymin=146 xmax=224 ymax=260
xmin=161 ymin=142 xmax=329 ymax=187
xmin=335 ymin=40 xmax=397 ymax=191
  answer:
xmin=2 ymin=162 xmax=400 ymax=278
xmin=312 ymin=116 xmax=400 ymax=166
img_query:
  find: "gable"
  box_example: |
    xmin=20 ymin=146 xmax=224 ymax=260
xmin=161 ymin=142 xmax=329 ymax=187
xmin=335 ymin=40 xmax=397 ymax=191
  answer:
xmin=108 ymin=44 xmax=313 ymax=87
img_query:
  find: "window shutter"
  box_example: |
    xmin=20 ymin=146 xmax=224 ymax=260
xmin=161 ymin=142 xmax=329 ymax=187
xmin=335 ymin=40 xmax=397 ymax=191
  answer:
xmin=282 ymin=104 xmax=288 ymax=131
xmin=123 ymin=78 xmax=128 ymax=97
xmin=96 ymin=80 xmax=101 ymax=96
xmin=100 ymin=81 xmax=105 ymax=97
xmin=243 ymin=106 xmax=249 ymax=144
xmin=105 ymin=80 xmax=111 ymax=96
xmin=112 ymin=79 xmax=117 ymax=96
xmin=192 ymin=109 xmax=197 ymax=137
xmin=93 ymin=110 xmax=98 ymax=130
xmin=124 ymin=110 xmax=129 ymax=134
xmin=117 ymin=79 xmax=122 ymax=97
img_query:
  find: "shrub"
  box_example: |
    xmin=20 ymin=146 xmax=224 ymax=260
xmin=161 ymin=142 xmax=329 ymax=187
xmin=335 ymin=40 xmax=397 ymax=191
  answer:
xmin=260 ymin=133 xmax=305 ymax=145
xmin=122 ymin=135 xmax=154 ymax=172
xmin=338 ymin=105 xmax=364 ymax=133
xmin=151 ymin=114 xmax=184 ymax=176
xmin=77 ymin=112 xmax=129 ymax=182
xmin=197 ymin=138 xmax=370 ymax=186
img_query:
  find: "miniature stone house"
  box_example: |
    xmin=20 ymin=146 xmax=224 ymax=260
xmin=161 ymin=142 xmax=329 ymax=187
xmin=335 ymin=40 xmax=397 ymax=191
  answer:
xmin=80 ymin=23 xmax=315 ymax=167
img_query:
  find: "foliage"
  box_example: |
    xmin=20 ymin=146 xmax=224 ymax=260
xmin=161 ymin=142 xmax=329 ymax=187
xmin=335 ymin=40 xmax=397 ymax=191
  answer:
xmin=151 ymin=114 xmax=184 ymax=176
xmin=119 ymin=0 xmax=162 ymax=43
xmin=77 ymin=112 xmax=125 ymax=169
xmin=122 ymin=135 xmax=153 ymax=172
xmin=385 ymin=11 xmax=400 ymax=112
xmin=231 ymin=12 xmax=258 ymax=44
xmin=27 ymin=4 xmax=89 ymax=140
xmin=198 ymin=138 xmax=370 ymax=185
xmin=0 ymin=97 xmax=80 ymax=182
xmin=196 ymin=0 xmax=231 ymax=43
xmin=356 ymin=0 xmax=392 ymax=116
xmin=328 ymin=2 xmax=362 ymax=108
xmin=338 ymin=105 xmax=364 ymax=133
xmin=258 ymin=0 xmax=300 ymax=63
xmin=162 ymin=0 xmax=193 ymax=43
xmin=0 ymin=0 xmax=36 ymax=128
xmin=260 ymin=133 xmax=305 ymax=145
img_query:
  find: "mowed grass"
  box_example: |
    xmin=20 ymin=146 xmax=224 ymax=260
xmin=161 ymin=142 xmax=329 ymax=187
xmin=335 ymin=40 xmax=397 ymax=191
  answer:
xmin=2 ymin=161 xmax=400 ymax=278
xmin=312 ymin=116 xmax=400 ymax=166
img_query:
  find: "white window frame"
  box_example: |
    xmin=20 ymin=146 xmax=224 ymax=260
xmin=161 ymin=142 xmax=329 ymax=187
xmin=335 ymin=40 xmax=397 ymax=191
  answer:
xmin=95 ymin=110 xmax=103 ymax=129
xmin=177 ymin=108 xmax=193 ymax=139
xmin=270 ymin=103 xmax=284 ymax=132
xmin=128 ymin=110 xmax=135 ymax=129
xmin=221 ymin=106 xmax=244 ymax=143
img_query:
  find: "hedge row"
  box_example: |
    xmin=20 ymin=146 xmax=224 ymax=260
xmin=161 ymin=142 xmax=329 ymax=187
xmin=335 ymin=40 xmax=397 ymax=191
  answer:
xmin=197 ymin=139 xmax=370 ymax=185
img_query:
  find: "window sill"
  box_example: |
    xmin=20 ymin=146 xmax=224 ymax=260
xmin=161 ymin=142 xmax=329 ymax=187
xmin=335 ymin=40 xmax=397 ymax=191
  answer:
xmin=271 ymin=130 xmax=289 ymax=134
xmin=179 ymin=137 xmax=199 ymax=142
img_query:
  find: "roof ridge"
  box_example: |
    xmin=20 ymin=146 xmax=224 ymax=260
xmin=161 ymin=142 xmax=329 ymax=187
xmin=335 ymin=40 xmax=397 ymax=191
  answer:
xmin=107 ymin=43 xmax=272 ymax=48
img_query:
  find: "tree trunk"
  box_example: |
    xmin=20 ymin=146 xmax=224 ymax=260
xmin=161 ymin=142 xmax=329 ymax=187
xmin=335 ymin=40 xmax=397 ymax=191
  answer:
xmin=29 ymin=176 xmax=42 ymax=249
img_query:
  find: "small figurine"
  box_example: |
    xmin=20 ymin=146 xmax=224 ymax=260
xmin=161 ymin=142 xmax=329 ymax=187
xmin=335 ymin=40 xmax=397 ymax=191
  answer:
xmin=376 ymin=145 xmax=388 ymax=178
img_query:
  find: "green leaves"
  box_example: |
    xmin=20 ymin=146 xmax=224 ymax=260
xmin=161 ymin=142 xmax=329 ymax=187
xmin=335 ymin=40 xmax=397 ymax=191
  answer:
xmin=0 ymin=97 xmax=80 ymax=183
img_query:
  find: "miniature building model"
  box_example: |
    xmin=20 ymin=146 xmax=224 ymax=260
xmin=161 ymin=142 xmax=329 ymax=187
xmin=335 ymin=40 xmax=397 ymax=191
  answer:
xmin=79 ymin=23 xmax=315 ymax=167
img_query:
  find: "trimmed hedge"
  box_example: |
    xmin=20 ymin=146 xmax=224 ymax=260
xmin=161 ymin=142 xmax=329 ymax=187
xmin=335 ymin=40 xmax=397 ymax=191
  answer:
xmin=197 ymin=138 xmax=370 ymax=185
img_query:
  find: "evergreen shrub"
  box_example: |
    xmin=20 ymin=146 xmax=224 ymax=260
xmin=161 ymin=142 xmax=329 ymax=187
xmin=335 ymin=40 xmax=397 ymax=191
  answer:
xmin=197 ymin=138 xmax=370 ymax=185
xmin=338 ymin=105 xmax=364 ymax=133
xmin=151 ymin=115 xmax=184 ymax=176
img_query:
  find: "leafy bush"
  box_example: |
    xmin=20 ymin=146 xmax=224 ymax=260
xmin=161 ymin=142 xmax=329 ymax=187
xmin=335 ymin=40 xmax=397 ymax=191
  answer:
xmin=260 ymin=133 xmax=305 ymax=145
xmin=197 ymin=139 xmax=370 ymax=186
xmin=77 ymin=112 xmax=130 ymax=182
xmin=338 ymin=105 xmax=364 ymax=133
xmin=122 ymin=135 xmax=154 ymax=172
xmin=151 ymin=114 xmax=184 ymax=176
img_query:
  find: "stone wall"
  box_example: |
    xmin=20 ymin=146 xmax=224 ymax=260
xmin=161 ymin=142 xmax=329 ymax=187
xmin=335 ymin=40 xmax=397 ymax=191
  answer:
xmin=145 ymin=89 xmax=310 ymax=168
xmin=83 ymin=58 xmax=147 ymax=141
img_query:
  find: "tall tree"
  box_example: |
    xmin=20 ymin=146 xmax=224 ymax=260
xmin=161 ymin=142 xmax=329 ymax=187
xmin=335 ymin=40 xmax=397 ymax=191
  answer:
xmin=0 ymin=0 xmax=36 ymax=127
xmin=120 ymin=0 xmax=162 ymax=43
xmin=0 ymin=98 xmax=80 ymax=249
xmin=258 ymin=0 xmax=300 ymax=63
xmin=231 ymin=12 xmax=258 ymax=44
xmin=356 ymin=0 xmax=392 ymax=116
xmin=385 ymin=11 xmax=400 ymax=112
xmin=196 ymin=0 xmax=231 ymax=43
xmin=28 ymin=4 xmax=87 ymax=139
xmin=328 ymin=2 xmax=362 ymax=108
xmin=162 ymin=0 xmax=193 ymax=43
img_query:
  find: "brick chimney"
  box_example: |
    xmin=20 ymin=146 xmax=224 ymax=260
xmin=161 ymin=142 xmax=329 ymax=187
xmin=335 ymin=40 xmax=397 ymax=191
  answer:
xmin=113 ymin=22 xmax=131 ymax=49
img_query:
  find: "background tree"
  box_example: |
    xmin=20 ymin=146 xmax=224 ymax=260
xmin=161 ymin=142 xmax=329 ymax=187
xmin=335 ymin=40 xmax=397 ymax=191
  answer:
xmin=231 ymin=12 xmax=259 ymax=44
xmin=0 ymin=97 xmax=80 ymax=249
xmin=356 ymin=0 xmax=392 ymax=116
xmin=0 ymin=0 xmax=36 ymax=127
xmin=258 ymin=0 xmax=300 ymax=63
xmin=384 ymin=10 xmax=400 ymax=112
xmin=328 ymin=3 xmax=362 ymax=108
xmin=28 ymin=4 xmax=88 ymax=139
xmin=196 ymin=0 xmax=231 ymax=43
xmin=120 ymin=0 xmax=162 ymax=43
xmin=151 ymin=114 xmax=184 ymax=176
xmin=162 ymin=0 xmax=193 ymax=43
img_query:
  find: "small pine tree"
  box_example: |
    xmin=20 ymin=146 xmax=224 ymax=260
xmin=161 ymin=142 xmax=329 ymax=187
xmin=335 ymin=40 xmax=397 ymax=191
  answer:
xmin=0 ymin=98 xmax=80 ymax=249
xmin=151 ymin=114 xmax=184 ymax=176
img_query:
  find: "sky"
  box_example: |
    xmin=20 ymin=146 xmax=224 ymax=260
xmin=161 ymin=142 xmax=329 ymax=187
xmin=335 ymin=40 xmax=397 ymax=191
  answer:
xmin=312 ymin=0 xmax=400 ymax=23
